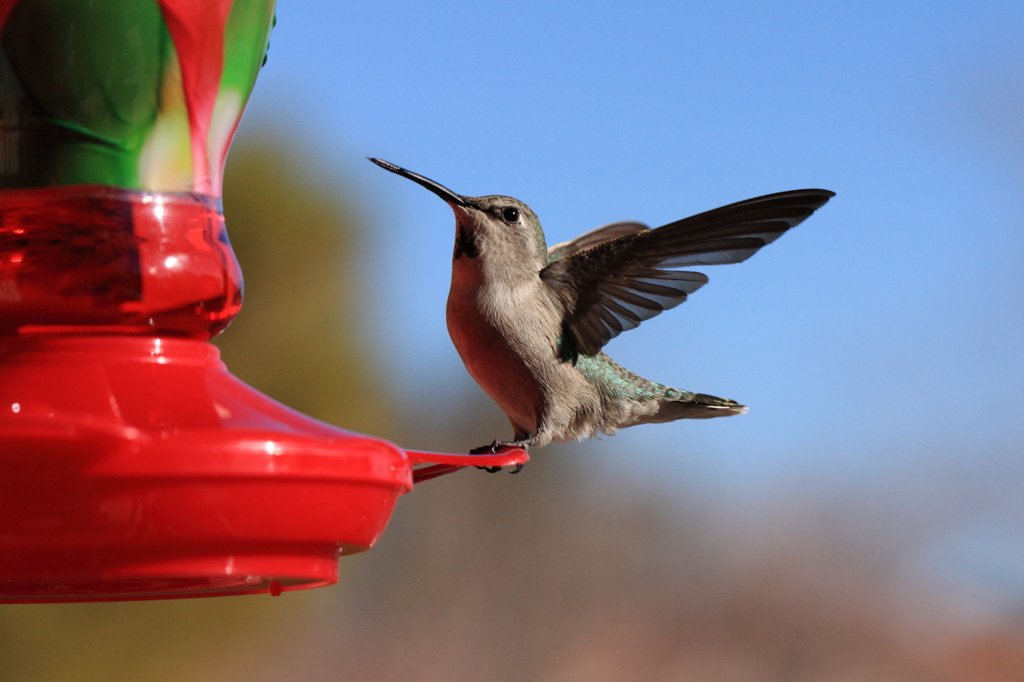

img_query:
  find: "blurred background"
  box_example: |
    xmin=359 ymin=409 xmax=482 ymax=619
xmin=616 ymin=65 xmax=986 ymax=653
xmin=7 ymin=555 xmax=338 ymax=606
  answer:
xmin=2 ymin=1 xmax=1023 ymax=680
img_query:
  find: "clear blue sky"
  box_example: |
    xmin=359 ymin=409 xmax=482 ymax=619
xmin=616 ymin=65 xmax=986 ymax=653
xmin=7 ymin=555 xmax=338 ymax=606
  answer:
xmin=239 ymin=0 xmax=1024 ymax=608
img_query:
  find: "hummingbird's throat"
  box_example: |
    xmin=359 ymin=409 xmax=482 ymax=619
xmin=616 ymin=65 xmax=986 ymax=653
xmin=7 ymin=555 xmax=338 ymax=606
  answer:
xmin=453 ymin=222 xmax=478 ymax=260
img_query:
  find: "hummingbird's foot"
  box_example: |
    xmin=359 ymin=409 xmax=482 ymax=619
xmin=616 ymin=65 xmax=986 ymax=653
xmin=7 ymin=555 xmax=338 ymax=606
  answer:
xmin=469 ymin=440 xmax=529 ymax=473
xmin=470 ymin=440 xmax=508 ymax=473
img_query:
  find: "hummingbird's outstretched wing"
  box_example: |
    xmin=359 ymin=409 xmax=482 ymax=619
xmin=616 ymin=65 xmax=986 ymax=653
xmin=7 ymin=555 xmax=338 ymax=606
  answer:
xmin=541 ymin=189 xmax=835 ymax=356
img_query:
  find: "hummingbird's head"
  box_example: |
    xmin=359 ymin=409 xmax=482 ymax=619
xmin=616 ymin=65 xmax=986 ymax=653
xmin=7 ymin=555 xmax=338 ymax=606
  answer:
xmin=369 ymin=158 xmax=548 ymax=270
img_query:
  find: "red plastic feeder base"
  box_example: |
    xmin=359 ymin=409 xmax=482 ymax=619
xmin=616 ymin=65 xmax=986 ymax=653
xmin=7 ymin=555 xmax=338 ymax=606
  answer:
xmin=0 ymin=336 xmax=526 ymax=602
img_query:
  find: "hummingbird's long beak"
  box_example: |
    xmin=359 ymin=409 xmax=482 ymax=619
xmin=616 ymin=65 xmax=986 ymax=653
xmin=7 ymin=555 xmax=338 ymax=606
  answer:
xmin=368 ymin=158 xmax=477 ymax=209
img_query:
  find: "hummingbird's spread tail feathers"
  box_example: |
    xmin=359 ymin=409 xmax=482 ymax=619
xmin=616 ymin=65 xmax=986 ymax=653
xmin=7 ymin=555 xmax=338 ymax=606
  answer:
xmin=563 ymin=352 xmax=745 ymax=439
xmin=642 ymin=393 xmax=747 ymax=424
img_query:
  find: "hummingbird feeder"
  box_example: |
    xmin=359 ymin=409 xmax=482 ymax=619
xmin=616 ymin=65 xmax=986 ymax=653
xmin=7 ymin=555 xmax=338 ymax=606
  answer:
xmin=0 ymin=0 xmax=525 ymax=603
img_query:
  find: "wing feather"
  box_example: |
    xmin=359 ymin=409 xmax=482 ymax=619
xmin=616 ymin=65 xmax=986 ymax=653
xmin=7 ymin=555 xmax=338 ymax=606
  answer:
xmin=547 ymin=221 xmax=649 ymax=261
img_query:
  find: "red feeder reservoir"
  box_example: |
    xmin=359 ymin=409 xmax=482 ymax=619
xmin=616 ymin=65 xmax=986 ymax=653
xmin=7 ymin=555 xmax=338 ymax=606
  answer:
xmin=0 ymin=0 xmax=526 ymax=602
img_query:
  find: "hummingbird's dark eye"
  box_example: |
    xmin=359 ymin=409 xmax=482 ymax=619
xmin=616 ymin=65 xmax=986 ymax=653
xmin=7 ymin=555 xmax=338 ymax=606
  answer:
xmin=501 ymin=206 xmax=520 ymax=223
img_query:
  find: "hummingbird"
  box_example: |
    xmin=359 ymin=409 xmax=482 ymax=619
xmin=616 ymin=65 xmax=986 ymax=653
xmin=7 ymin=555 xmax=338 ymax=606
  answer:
xmin=370 ymin=158 xmax=833 ymax=462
